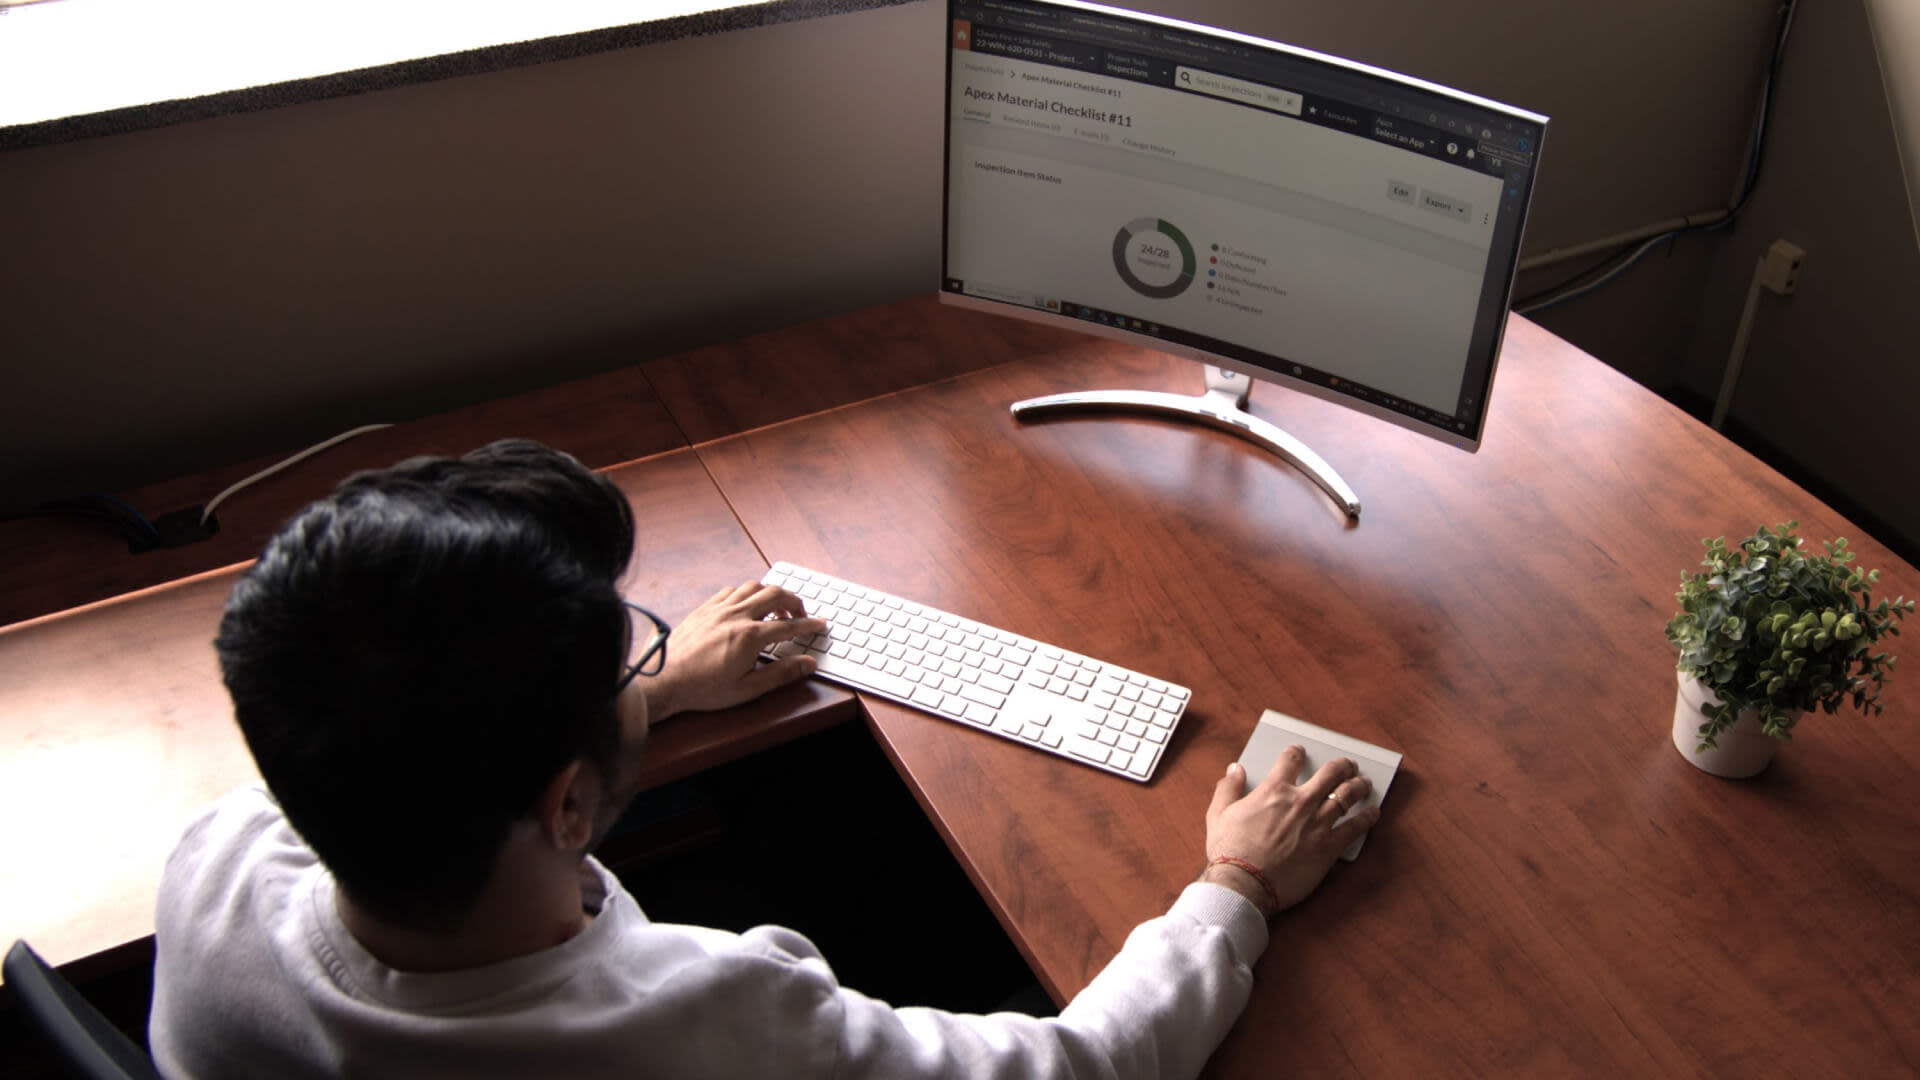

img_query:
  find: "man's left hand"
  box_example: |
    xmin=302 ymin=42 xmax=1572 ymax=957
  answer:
xmin=643 ymin=582 xmax=826 ymax=720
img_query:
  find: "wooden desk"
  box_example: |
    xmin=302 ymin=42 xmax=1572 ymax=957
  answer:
xmin=5 ymin=297 xmax=1917 ymax=1075
xmin=696 ymin=312 xmax=1920 ymax=1075
xmin=0 ymin=296 xmax=1069 ymax=972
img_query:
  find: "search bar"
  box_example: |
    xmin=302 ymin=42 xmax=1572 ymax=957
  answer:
xmin=1175 ymin=66 xmax=1301 ymax=117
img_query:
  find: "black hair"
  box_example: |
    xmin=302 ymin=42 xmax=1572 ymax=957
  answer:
xmin=214 ymin=439 xmax=636 ymax=928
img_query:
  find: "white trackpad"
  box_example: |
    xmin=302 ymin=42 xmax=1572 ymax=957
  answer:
xmin=1237 ymin=708 xmax=1401 ymax=861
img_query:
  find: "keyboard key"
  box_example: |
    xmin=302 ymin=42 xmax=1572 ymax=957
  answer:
xmin=960 ymin=684 xmax=1007 ymax=710
xmin=1073 ymin=744 xmax=1111 ymax=765
xmin=814 ymin=653 xmax=914 ymax=699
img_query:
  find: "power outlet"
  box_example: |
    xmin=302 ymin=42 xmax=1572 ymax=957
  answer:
xmin=1759 ymin=239 xmax=1804 ymax=295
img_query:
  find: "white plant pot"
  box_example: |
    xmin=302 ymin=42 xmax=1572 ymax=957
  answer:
xmin=1672 ymin=671 xmax=1784 ymax=778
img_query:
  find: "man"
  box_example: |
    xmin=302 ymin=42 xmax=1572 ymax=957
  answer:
xmin=151 ymin=439 xmax=1380 ymax=1079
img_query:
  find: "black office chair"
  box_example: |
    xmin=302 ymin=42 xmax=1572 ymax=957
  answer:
xmin=3 ymin=940 xmax=162 ymax=1080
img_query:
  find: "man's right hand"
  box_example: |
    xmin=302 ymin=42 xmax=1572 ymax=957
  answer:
xmin=1199 ymin=747 xmax=1379 ymax=918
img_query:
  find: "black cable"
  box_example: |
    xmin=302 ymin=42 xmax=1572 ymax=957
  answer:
xmin=3 ymin=494 xmax=164 ymax=546
xmin=1517 ymin=232 xmax=1678 ymax=312
xmin=1729 ymin=0 xmax=1797 ymax=220
xmin=1514 ymin=0 xmax=1797 ymax=313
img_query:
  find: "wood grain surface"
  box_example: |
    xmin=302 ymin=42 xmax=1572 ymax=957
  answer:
xmin=641 ymin=294 xmax=1089 ymax=445
xmin=0 ymin=365 xmax=684 ymax=628
xmin=695 ymin=311 xmax=1920 ymax=1077
xmin=0 ymin=295 xmax=1066 ymax=628
xmin=6 ymin=294 xmax=1915 ymax=1076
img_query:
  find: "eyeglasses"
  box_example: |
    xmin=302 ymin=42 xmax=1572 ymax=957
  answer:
xmin=616 ymin=601 xmax=671 ymax=692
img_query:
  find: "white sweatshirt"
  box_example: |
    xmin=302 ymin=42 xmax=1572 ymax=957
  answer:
xmin=151 ymin=785 xmax=1268 ymax=1079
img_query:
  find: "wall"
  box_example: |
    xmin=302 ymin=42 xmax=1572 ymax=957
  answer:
xmin=1675 ymin=0 xmax=1920 ymax=555
xmin=0 ymin=2 xmax=948 ymax=506
xmin=0 ymin=0 xmax=1782 ymax=516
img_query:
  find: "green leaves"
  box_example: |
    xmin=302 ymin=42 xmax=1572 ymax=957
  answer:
xmin=1667 ymin=521 xmax=1914 ymax=749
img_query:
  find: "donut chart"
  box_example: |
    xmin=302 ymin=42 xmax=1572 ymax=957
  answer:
xmin=1112 ymin=217 xmax=1197 ymax=299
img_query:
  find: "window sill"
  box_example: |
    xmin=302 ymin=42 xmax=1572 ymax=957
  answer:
xmin=0 ymin=0 xmax=906 ymax=150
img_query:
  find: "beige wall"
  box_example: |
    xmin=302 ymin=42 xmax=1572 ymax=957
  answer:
xmin=9 ymin=0 xmax=1874 ymax=545
xmin=1675 ymin=0 xmax=1920 ymax=554
xmin=1 ymin=3 xmax=949 ymax=506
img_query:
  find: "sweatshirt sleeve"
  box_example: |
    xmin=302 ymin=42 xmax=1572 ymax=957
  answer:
xmin=829 ymin=882 xmax=1269 ymax=1080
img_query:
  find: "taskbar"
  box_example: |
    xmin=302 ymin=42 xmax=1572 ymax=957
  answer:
xmin=944 ymin=278 xmax=1473 ymax=436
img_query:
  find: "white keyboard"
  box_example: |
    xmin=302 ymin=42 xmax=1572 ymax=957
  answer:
xmin=761 ymin=562 xmax=1189 ymax=781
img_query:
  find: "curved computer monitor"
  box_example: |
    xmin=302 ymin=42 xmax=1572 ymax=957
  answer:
xmin=940 ymin=0 xmax=1547 ymax=517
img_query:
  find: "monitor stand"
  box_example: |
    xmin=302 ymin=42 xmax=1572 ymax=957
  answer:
xmin=1010 ymin=364 xmax=1362 ymax=518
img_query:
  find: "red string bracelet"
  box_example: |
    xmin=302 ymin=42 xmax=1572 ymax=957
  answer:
xmin=1208 ymin=855 xmax=1282 ymax=914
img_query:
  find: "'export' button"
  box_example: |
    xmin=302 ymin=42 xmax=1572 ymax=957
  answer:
xmin=1419 ymin=189 xmax=1471 ymax=222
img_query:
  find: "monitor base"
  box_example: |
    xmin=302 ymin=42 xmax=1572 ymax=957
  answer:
xmin=1010 ymin=365 xmax=1362 ymax=518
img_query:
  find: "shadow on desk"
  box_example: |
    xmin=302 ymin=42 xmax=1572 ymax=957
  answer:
xmin=607 ymin=720 xmax=1047 ymax=1016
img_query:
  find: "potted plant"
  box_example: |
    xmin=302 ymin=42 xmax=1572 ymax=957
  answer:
xmin=1664 ymin=521 xmax=1912 ymax=777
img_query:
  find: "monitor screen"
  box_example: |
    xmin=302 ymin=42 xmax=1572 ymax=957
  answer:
xmin=941 ymin=0 xmax=1546 ymax=452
